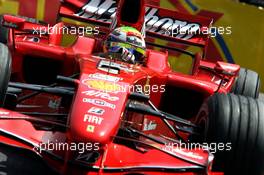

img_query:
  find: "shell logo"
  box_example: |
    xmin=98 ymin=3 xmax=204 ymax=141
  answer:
xmin=83 ymin=79 xmax=121 ymax=92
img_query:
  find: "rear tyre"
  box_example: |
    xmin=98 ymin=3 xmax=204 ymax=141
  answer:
xmin=231 ymin=68 xmax=260 ymax=98
xmin=0 ymin=15 xmax=8 ymax=44
xmin=0 ymin=43 xmax=12 ymax=106
xmin=204 ymin=93 xmax=264 ymax=175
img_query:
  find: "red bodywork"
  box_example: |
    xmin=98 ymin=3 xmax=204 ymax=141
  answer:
xmin=0 ymin=1 xmax=241 ymax=174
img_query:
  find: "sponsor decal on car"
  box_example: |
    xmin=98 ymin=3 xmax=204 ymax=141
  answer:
xmin=145 ymin=8 xmax=200 ymax=40
xmin=83 ymin=98 xmax=116 ymax=109
xmin=48 ymin=99 xmax=61 ymax=109
xmin=86 ymin=125 xmax=95 ymax=133
xmin=88 ymin=73 xmax=122 ymax=82
xmin=82 ymin=90 xmax=119 ymax=101
xmin=88 ymin=107 xmax=105 ymax=115
xmin=82 ymin=79 xmax=121 ymax=92
xmin=84 ymin=114 xmax=104 ymax=125
xmin=143 ymin=118 xmax=157 ymax=131
xmin=75 ymin=0 xmax=116 ymax=22
xmin=75 ymin=0 xmax=201 ymax=39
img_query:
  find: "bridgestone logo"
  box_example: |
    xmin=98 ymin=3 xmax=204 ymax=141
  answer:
xmin=75 ymin=0 xmax=201 ymax=40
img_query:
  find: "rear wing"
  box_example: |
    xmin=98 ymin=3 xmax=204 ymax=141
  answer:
xmin=60 ymin=0 xmax=213 ymax=56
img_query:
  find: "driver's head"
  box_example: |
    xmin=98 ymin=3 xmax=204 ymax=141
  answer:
xmin=104 ymin=26 xmax=146 ymax=64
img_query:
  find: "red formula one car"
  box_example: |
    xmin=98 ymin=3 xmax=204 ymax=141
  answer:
xmin=0 ymin=0 xmax=263 ymax=175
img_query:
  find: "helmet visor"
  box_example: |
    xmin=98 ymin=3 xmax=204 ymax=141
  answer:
xmin=109 ymin=42 xmax=145 ymax=56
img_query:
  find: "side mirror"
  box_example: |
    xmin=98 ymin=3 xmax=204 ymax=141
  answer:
xmin=2 ymin=14 xmax=47 ymax=31
xmin=214 ymin=61 xmax=240 ymax=76
xmin=2 ymin=14 xmax=26 ymax=29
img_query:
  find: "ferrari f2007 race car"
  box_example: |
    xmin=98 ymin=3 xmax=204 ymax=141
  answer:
xmin=0 ymin=0 xmax=263 ymax=175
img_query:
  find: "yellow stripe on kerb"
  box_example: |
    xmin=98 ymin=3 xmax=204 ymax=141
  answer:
xmin=36 ymin=0 xmax=45 ymax=20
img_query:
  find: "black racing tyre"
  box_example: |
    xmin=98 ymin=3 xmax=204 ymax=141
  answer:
xmin=0 ymin=15 xmax=8 ymax=44
xmin=260 ymin=93 xmax=264 ymax=102
xmin=240 ymin=0 xmax=264 ymax=7
xmin=231 ymin=68 xmax=260 ymax=98
xmin=204 ymin=93 xmax=264 ymax=175
xmin=0 ymin=43 xmax=11 ymax=106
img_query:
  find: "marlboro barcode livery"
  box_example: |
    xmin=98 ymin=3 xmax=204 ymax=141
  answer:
xmin=0 ymin=0 xmax=263 ymax=175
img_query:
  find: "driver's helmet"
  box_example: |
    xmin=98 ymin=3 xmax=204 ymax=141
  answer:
xmin=104 ymin=26 xmax=146 ymax=64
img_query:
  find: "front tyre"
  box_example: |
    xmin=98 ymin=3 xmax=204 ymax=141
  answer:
xmin=204 ymin=93 xmax=264 ymax=175
xmin=0 ymin=43 xmax=12 ymax=106
xmin=231 ymin=68 xmax=260 ymax=98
